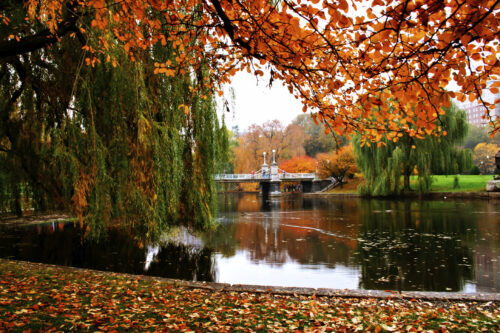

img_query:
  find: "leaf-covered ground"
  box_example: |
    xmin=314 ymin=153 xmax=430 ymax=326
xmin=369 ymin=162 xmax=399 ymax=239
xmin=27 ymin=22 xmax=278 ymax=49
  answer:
xmin=0 ymin=260 xmax=498 ymax=332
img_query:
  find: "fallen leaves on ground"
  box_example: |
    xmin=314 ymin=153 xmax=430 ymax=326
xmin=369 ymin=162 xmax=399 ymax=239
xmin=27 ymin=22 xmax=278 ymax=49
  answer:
xmin=0 ymin=260 xmax=498 ymax=332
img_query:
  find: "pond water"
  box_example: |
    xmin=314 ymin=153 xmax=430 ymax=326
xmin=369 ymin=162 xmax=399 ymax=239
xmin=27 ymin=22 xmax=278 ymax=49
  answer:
xmin=1 ymin=194 xmax=499 ymax=293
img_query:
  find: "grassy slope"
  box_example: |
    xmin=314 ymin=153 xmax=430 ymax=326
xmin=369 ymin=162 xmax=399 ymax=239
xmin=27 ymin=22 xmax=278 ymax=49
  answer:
xmin=327 ymin=175 xmax=495 ymax=194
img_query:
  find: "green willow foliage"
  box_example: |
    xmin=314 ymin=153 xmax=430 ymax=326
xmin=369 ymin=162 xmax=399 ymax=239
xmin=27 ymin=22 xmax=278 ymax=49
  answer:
xmin=0 ymin=3 xmax=228 ymax=239
xmin=354 ymin=103 xmax=472 ymax=196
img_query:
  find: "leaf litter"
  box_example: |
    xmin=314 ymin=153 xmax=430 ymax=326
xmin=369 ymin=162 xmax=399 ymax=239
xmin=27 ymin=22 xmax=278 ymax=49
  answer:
xmin=0 ymin=260 xmax=498 ymax=332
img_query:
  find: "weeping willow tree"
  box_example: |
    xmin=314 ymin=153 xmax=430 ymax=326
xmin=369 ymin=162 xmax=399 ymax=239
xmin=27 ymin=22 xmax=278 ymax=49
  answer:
xmin=354 ymin=102 xmax=472 ymax=196
xmin=0 ymin=2 xmax=228 ymax=239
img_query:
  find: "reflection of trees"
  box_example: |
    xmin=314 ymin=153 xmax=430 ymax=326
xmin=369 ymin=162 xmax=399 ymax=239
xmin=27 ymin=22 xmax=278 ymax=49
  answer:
xmin=237 ymin=195 xmax=263 ymax=212
xmin=0 ymin=223 xmax=216 ymax=282
xmin=356 ymin=200 xmax=477 ymax=292
xmin=474 ymin=202 xmax=500 ymax=292
xmin=3 ymin=196 xmax=496 ymax=292
xmin=0 ymin=222 xmax=87 ymax=267
xmin=217 ymin=193 xmax=262 ymax=213
xmin=218 ymin=194 xmax=239 ymax=213
xmin=145 ymin=244 xmax=215 ymax=282
xmin=280 ymin=195 xmax=304 ymax=210
xmin=203 ymin=222 xmax=239 ymax=258
xmin=207 ymin=196 xmax=360 ymax=268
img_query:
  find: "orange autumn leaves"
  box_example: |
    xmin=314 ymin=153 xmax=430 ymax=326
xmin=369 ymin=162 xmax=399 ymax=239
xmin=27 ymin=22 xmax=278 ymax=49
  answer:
xmin=279 ymin=155 xmax=317 ymax=173
xmin=278 ymin=147 xmax=358 ymax=188
xmin=316 ymin=146 xmax=357 ymax=183
xmin=18 ymin=0 xmax=500 ymax=141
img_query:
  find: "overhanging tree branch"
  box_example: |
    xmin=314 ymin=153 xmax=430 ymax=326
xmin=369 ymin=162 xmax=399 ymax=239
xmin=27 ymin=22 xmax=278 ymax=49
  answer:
xmin=0 ymin=18 xmax=82 ymax=58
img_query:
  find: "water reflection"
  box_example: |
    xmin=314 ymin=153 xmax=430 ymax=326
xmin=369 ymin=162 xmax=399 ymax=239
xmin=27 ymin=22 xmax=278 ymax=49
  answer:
xmin=208 ymin=194 xmax=500 ymax=292
xmin=355 ymin=200 xmax=476 ymax=291
xmin=0 ymin=223 xmax=215 ymax=282
xmin=475 ymin=212 xmax=500 ymax=292
xmin=207 ymin=195 xmax=360 ymax=271
xmin=0 ymin=194 xmax=499 ymax=292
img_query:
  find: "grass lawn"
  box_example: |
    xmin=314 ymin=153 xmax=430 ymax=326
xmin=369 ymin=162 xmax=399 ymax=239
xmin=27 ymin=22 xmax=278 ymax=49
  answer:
xmin=1 ymin=259 xmax=498 ymax=332
xmin=418 ymin=175 xmax=495 ymax=193
xmin=327 ymin=175 xmax=494 ymax=194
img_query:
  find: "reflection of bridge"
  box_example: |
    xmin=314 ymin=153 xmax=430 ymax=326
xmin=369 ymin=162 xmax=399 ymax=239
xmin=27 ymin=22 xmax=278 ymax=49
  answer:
xmin=215 ymin=150 xmax=332 ymax=196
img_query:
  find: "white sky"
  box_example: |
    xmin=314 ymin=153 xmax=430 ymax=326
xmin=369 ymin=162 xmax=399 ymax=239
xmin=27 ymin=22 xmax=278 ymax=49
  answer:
xmin=220 ymin=71 xmax=305 ymax=132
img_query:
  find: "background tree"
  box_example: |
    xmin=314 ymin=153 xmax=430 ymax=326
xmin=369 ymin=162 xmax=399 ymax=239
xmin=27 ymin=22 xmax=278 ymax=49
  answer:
xmin=355 ymin=102 xmax=472 ymax=196
xmin=232 ymin=120 xmax=306 ymax=173
xmin=292 ymin=114 xmax=348 ymax=157
xmin=279 ymin=155 xmax=317 ymax=173
xmin=215 ymin=117 xmax=237 ymax=174
xmin=259 ymin=120 xmax=307 ymax=161
xmin=317 ymin=146 xmax=357 ymax=188
xmin=473 ymin=143 xmax=499 ymax=175
xmin=463 ymin=125 xmax=500 ymax=150
xmin=232 ymin=125 xmax=266 ymax=174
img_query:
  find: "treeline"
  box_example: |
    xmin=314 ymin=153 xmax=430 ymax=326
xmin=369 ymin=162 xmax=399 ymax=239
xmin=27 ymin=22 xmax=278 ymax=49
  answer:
xmin=229 ymin=102 xmax=497 ymax=195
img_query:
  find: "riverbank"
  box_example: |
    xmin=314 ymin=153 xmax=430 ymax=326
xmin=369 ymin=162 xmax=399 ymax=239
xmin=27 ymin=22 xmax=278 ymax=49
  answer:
xmin=0 ymin=212 xmax=73 ymax=226
xmin=1 ymin=260 xmax=498 ymax=331
xmin=305 ymin=191 xmax=500 ymax=200
xmin=308 ymin=175 xmax=500 ymax=199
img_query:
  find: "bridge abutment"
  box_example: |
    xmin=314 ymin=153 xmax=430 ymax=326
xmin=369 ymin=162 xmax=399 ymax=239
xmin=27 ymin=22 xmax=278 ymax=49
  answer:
xmin=259 ymin=181 xmax=282 ymax=196
xmin=301 ymin=180 xmax=313 ymax=193
xmin=259 ymin=182 xmax=269 ymax=196
xmin=301 ymin=179 xmax=332 ymax=193
xmin=268 ymin=181 xmax=282 ymax=196
xmin=312 ymin=179 xmax=332 ymax=192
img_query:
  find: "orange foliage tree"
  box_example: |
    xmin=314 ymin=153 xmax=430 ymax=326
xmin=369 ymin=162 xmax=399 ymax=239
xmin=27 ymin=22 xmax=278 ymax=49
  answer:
xmin=232 ymin=120 xmax=306 ymax=173
xmin=279 ymin=155 xmax=317 ymax=173
xmin=473 ymin=142 xmax=499 ymax=174
xmin=2 ymin=0 xmax=500 ymax=140
xmin=317 ymin=146 xmax=357 ymax=188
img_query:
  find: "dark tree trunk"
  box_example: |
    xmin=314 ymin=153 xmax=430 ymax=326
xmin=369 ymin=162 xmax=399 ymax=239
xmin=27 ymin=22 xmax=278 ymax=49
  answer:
xmin=403 ymin=172 xmax=410 ymax=192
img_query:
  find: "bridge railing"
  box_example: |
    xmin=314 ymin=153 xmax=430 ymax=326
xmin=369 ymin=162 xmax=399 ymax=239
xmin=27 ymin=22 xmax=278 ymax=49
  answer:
xmin=280 ymin=173 xmax=315 ymax=179
xmin=215 ymin=174 xmax=258 ymax=180
xmin=215 ymin=173 xmax=316 ymax=181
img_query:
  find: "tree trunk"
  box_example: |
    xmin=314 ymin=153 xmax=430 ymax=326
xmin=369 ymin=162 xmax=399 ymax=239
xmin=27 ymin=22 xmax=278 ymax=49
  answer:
xmin=12 ymin=184 xmax=22 ymax=217
xmin=403 ymin=172 xmax=410 ymax=192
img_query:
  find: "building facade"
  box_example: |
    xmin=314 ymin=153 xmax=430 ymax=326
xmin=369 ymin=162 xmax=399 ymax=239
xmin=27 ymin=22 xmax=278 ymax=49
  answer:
xmin=460 ymin=80 xmax=500 ymax=127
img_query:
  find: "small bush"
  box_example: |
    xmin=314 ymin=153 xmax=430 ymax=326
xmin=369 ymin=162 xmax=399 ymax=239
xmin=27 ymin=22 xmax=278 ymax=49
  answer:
xmin=469 ymin=165 xmax=480 ymax=175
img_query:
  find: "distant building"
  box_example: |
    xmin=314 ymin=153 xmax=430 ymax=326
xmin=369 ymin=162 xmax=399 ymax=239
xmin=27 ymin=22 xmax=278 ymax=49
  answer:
xmin=460 ymin=80 xmax=500 ymax=127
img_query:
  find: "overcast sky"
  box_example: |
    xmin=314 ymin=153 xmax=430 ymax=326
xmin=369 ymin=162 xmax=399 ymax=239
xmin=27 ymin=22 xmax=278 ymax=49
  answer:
xmin=220 ymin=71 xmax=305 ymax=132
